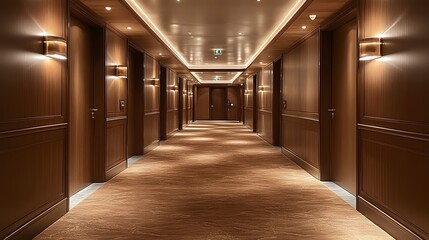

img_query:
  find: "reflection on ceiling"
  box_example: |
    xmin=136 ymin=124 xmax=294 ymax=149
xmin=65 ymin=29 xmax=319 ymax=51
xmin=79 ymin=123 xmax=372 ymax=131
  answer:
xmin=124 ymin=0 xmax=307 ymax=70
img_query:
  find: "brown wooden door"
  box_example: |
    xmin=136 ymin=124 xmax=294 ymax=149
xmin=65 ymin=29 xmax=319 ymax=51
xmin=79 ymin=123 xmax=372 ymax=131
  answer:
xmin=69 ymin=17 xmax=96 ymax=196
xmin=330 ymin=19 xmax=357 ymax=196
xmin=210 ymin=88 xmax=227 ymax=120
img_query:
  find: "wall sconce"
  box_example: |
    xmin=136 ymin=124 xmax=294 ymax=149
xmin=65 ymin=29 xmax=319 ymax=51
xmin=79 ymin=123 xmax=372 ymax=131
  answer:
xmin=115 ymin=66 xmax=128 ymax=78
xmin=43 ymin=36 xmax=67 ymax=60
xmin=150 ymin=78 xmax=160 ymax=86
xmin=359 ymin=38 xmax=383 ymax=61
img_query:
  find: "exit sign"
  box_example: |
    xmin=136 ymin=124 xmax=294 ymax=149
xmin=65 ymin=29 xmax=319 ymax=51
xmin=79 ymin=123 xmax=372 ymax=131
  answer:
xmin=213 ymin=49 xmax=222 ymax=55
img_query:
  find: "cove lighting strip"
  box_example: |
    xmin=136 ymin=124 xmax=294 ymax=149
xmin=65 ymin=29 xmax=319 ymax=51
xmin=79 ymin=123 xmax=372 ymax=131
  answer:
xmin=124 ymin=0 xmax=307 ymax=70
xmin=190 ymin=71 xmax=242 ymax=84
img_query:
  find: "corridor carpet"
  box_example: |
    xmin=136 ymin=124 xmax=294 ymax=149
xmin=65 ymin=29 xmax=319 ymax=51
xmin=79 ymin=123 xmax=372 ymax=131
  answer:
xmin=37 ymin=121 xmax=392 ymax=239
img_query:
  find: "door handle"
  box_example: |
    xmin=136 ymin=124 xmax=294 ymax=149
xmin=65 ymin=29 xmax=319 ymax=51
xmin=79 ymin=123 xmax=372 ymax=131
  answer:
xmin=282 ymin=100 xmax=287 ymax=109
xmin=90 ymin=108 xmax=98 ymax=119
xmin=328 ymin=108 xmax=336 ymax=119
xmin=210 ymin=105 xmax=214 ymax=108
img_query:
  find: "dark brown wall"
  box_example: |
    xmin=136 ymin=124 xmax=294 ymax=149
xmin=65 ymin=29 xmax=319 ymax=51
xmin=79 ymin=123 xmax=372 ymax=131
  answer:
xmin=281 ymin=33 xmax=321 ymax=178
xmin=105 ymin=28 xmax=127 ymax=178
xmin=257 ymin=65 xmax=273 ymax=144
xmin=167 ymin=69 xmax=178 ymax=136
xmin=143 ymin=54 xmax=160 ymax=152
xmin=244 ymin=76 xmax=255 ymax=130
xmin=196 ymin=87 xmax=210 ymax=120
xmin=0 ymin=0 xmax=68 ymax=238
xmin=188 ymin=83 xmax=194 ymax=123
xmin=358 ymin=0 xmax=429 ymax=238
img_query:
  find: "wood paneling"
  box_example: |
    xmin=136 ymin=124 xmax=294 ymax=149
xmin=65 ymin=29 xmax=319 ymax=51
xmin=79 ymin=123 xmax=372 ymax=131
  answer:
xmin=257 ymin=65 xmax=273 ymax=144
xmin=282 ymin=33 xmax=320 ymax=178
xmin=106 ymin=28 xmax=127 ymax=118
xmin=358 ymin=0 xmax=429 ymax=238
xmin=0 ymin=0 xmax=68 ymax=238
xmin=167 ymin=70 xmax=178 ymax=135
xmin=106 ymin=118 xmax=127 ymax=171
xmin=244 ymin=76 xmax=255 ymax=130
xmin=0 ymin=126 xmax=67 ymax=239
xmin=0 ymin=1 xmax=67 ymax=133
xmin=144 ymin=113 xmax=160 ymax=151
xmin=143 ymin=54 xmax=160 ymax=151
xmin=105 ymin=28 xmax=127 ymax=178
xmin=196 ymin=87 xmax=210 ymax=120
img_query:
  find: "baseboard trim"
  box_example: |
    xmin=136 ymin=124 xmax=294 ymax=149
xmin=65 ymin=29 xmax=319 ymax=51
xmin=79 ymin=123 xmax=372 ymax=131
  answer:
xmin=144 ymin=141 xmax=160 ymax=154
xmin=105 ymin=161 xmax=127 ymax=181
xmin=281 ymin=147 xmax=320 ymax=179
xmin=5 ymin=198 xmax=67 ymax=240
xmin=358 ymin=197 xmax=423 ymax=240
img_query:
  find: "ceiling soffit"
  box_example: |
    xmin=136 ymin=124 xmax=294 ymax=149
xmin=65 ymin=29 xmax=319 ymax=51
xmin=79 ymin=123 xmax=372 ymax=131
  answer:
xmin=123 ymin=0 xmax=308 ymax=71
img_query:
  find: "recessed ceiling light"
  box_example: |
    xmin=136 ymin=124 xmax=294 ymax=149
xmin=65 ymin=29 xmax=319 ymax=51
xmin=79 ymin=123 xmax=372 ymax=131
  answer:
xmin=105 ymin=6 xmax=112 ymax=11
xmin=259 ymin=61 xmax=263 ymax=64
xmin=301 ymin=25 xmax=307 ymax=29
xmin=177 ymin=0 xmax=180 ymax=2
xmin=214 ymin=56 xmax=218 ymax=59
xmin=309 ymin=14 xmax=317 ymax=20
xmin=159 ymin=53 xmax=162 ymax=56
xmin=257 ymin=0 xmax=261 ymax=2
xmin=238 ymin=32 xmax=242 ymax=35
xmin=126 ymin=26 xmax=132 ymax=30
xmin=187 ymin=32 xmax=192 ymax=35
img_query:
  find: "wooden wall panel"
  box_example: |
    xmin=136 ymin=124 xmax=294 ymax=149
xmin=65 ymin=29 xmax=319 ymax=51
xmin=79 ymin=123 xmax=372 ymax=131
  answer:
xmin=106 ymin=119 xmax=127 ymax=170
xmin=0 ymin=127 xmax=66 ymax=238
xmin=143 ymin=54 xmax=160 ymax=151
xmin=105 ymin=28 xmax=127 ymax=178
xmin=244 ymin=76 xmax=254 ymax=130
xmin=196 ymin=87 xmax=210 ymax=120
xmin=188 ymin=84 xmax=194 ymax=123
xmin=144 ymin=113 xmax=160 ymax=150
xmin=358 ymin=0 xmax=429 ymax=238
xmin=106 ymin=28 xmax=127 ymax=118
xmin=0 ymin=0 xmax=68 ymax=238
xmin=257 ymin=65 xmax=273 ymax=143
xmin=0 ymin=1 xmax=67 ymax=133
xmin=282 ymin=116 xmax=320 ymax=175
xmin=167 ymin=69 xmax=178 ymax=135
xmin=282 ymin=33 xmax=320 ymax=178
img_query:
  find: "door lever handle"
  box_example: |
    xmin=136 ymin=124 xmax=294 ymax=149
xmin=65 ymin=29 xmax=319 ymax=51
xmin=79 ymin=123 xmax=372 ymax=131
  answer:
xmin=90 ymin=108 xmax=98 ymax=119
xmin=210 ymin=105 xmax=214 ymax=108
xmin=328 ymin=108 xmax=336 ymax=120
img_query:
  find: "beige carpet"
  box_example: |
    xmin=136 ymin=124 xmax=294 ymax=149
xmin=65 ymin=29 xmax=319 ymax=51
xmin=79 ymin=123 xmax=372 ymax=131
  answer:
xmin=37 ymin=121 xmax=392 ymax=239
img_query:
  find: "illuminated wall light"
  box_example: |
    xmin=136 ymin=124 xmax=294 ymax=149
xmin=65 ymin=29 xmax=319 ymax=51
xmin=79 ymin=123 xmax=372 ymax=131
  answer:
xmin=105 ymin=6 xmax=112 ymax=11
xmin=126 ymin=26 xmax=132 ymax=30
xmin=309 ymin=14 xmax=316 ymax=20
xmin=359 ymin=38 xmax=383 ymax=61
xmin=301 ymin=25 xmax=307 ymax=30
xmin=115 ymin=66 xmax=128 ymax=78
xmin=43 ymin=36 xmax=67 ymax=60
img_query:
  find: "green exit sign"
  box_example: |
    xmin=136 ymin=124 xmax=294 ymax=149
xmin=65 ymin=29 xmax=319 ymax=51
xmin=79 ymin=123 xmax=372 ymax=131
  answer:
xmin=213 ymin=49 xmax=222 ymax=55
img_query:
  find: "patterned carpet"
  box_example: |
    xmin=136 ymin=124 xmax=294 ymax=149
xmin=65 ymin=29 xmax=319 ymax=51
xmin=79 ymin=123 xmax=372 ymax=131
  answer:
xmin=37 ymin=121 xmax=392 ymax=239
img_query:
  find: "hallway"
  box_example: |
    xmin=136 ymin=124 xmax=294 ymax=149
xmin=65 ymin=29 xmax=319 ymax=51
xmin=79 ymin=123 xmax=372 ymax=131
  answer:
xmin=37 ymin=122 xmax=391 ymax=239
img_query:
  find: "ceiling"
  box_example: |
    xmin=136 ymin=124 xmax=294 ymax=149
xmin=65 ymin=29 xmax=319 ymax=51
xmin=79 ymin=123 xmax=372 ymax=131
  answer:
xmin=79 ymin=0 xmax=352 ymax=84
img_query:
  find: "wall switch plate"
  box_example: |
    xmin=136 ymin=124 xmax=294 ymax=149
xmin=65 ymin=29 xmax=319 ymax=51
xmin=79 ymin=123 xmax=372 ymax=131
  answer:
xmin=119 ymin=100 xmax=125 ymax=111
